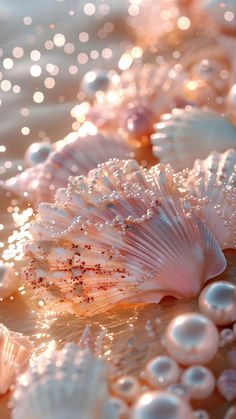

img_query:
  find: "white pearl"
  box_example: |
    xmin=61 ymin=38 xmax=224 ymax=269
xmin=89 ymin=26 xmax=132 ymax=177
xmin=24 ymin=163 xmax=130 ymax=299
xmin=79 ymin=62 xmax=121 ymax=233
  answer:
xmin=25 ymin=142 xmax=52 ymax=167
xmin=167 ymin=384 xmax=190 ymax=402
xmin=165 ymin=313 xmax=219 ymax=365
xmin=81 ymin=70 xmax=110 ymax=99
xmin=131 ymin=391 xmax=193 ymax=419
xmin=193 ymin=409 xmax=210 ymax=419
xmin=144 ymin=356 xmax=180 ymax=389
xmin=199 ymin=281 xmax=236 ymax=325
xmin=111 ymin=375 xmax=141 ymax=403
xmin=105 ymin=397 xmax=129 ymax=419
xmin=181 ymin=366 xmax=215 ymax=399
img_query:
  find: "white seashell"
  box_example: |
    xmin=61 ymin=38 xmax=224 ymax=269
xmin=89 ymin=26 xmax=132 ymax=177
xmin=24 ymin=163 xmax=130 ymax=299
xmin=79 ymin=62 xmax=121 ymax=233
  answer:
xmin=12 ymin=339 xmax=109 ymax=419
xmin=0 ymin=324 xmax=33 ymax=395
xmin=22 ymin=159 xmax=226 ymax=316
xmin=151 ymin=107 xmax=236 ymax=171
xmin=217 ymin=369 xmax=236 ymax=401
xmin=177 ymin=149 xmax=236 ymax=249
xmin=3 ymin=133 xmax=133 ymax=207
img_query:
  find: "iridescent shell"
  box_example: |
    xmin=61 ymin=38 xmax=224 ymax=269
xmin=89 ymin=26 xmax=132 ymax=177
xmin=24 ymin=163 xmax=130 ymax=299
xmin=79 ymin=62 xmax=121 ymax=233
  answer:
xmin=177 ymin=149 xmax=236 ymax=249
xmin=3 ymin=133 xmax=133 ymax=207
xmin=216 ymin=369 xmax=236 ymax=401
xmin=12 ymin=340 xmax=109 ymax=419
xmin=22 ymin=159 xmax=226 ymax=316
xmin=0 ymin=324 xmax=33 ymax=395
xmin=151 ymin=107 xmax=236 ymax=171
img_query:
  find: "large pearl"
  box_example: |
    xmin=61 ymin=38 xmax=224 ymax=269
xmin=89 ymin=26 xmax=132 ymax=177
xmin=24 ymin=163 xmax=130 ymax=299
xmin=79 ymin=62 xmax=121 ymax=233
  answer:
xmin=111 ymin=375 xmax=141 ymax=403
xmin=25 ymin=142 xmax=52 ymax=167
xmin=181 ymin=366 xmax=215 ymax=399
xmin=131 ymin=391 xmax=193 ymax=419
xmin=144 ymin=356 xmax=180 ymax=389
xmin=165 ymin=313 xmax=219 ymax=365
xmin=199 ymin=281 xmax=236 ymax=325
xmin=81 ymin=70 xmax=110 ymax=99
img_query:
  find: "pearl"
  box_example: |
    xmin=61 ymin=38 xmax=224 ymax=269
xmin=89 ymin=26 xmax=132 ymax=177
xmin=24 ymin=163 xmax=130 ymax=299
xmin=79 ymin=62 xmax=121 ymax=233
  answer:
xmin=144 ymin=356 xmax=180 ymax=389
xmin=111 ymin=375 xmax=141 ymax=403
xmin=105 ymin=397 xmax=129 ymax=419
xmin=123 ymin=104 xmax=154 ymax=146
xmin=25 ymin=142 xmax=52 ymax=167
xmin=165 ymin=313 xmax=219 ymax=365
xmin=81 ymin=70 xmax=110 ymax=99
xmin=131 ymin=391 xmax=193 ymax=419
xmin=181 ymin=366 xmax=215 ymax=399
xmin=199 ymin=281 xmax=236 ymax=325
xmin=167 ymin=384 xmax=190 ymax=402
xmin=193 ymin=409 xmax=209 ymax=419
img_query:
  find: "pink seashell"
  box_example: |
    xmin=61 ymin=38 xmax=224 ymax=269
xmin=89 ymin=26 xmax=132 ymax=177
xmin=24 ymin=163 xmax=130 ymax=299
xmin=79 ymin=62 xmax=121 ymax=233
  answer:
xmin=0 ymin=323 xmax=33 ymax=395
xmin=22 ymin=159 xmax=226 ymax=316
xmin=151 ymin=107 xmax=236 ymax=171
xmin=3 ymin=133 xmax=133 ymax=207
xmin=12 ymin=337 xmax=109 ymax=419
xmin=217 ymin=369 xmax=236 ymax=402
xmin=177 ymin=149 xmax=236 ymax=249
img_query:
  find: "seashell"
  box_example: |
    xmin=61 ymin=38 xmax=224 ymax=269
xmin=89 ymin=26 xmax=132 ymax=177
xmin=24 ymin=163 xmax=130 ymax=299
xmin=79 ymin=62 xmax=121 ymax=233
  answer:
xmin=224 ymin=405 xmax=236 ymax=419
xmin=151 ymin=107 xmax=236 ymax=171
xmin=3 ymin=133 xmax=133 ymax=207
xmin=177 ymin=149 xmax=236 ymax=249
xmin=22 ymin=159 xmax=226 ymax=316
xmin=216 ymin=369 xmax=236 ymax=401
xmin=12 ymin=338 xmax=109 ymax=419
xmin=0 ymin=324 xmax=33 ymax=395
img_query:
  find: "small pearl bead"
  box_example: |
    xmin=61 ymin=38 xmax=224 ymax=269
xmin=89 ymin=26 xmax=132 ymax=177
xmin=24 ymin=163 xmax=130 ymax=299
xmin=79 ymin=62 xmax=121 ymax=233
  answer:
xmin=131 ymin=391 xmax=193 ymax=419
xmin=199 ymin=281 xmax=236 ymax=325
xmin=181 ymin=365 xmax=215 ymax=399
xmin=167 ymin=384 xmax=190 ymax=402
xmin=220 ymin=329 xmax=234 ymax=344
xmin=144 ymin=356 xmax=180 ymax=389
xmin=25 ymin=142 xmax=52 ymax=167
xmin=81 ymin=70 xmax=110 ymax=99
xmin=193 ymin=409 xmax=210 ymax=419
xmin=105 ymin=397 xmax=129 ymax=419
xmin=165 ymin=313 xmax=219 ymax=365
xmin=112 ymin=375 xmax=141 ymax=403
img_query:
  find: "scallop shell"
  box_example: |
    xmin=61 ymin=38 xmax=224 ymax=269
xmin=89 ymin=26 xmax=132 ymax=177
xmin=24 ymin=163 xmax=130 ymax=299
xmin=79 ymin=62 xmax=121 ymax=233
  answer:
xmin=151 ymin=107 xmax=236 ymax=171
xmin=12 ymin=339 xmax=109 ymax=419
xmin=22 ymin=159 xmax=226 ymax=316
xmin=0 ymin=324 xmax=33 ymax=395
xmin=177 ymin=149 xmax=236 ymax=249
xmin=217 ymin=369 xmax=236 ymax=402
xmin=3 ymin=133 xmax=133 ymax=207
